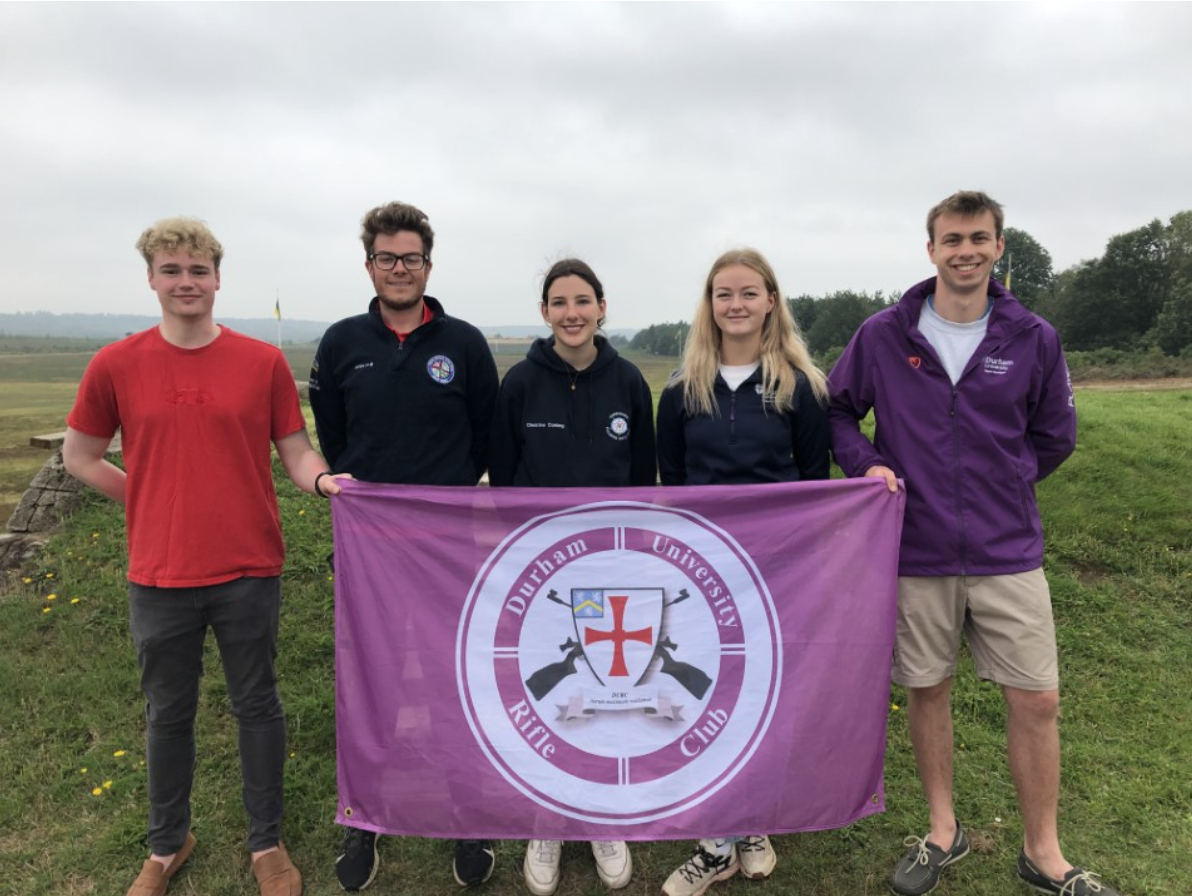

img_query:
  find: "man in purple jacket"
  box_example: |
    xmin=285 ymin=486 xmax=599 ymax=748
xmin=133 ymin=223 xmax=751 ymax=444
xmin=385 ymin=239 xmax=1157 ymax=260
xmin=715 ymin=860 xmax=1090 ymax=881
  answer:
xmin=829 ymin=192 xmax=1118 ymax=896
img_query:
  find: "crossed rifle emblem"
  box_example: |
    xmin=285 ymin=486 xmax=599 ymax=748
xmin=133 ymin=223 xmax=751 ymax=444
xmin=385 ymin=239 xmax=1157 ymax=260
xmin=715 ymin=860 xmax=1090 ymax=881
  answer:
xmin=524 ymin=588 xmax=713 ymax=702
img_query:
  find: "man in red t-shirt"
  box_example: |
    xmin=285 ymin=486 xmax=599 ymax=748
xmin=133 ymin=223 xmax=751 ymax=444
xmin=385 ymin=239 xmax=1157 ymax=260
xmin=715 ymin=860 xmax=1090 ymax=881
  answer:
xmin=64 ymin=217 xmax=345 ymax=896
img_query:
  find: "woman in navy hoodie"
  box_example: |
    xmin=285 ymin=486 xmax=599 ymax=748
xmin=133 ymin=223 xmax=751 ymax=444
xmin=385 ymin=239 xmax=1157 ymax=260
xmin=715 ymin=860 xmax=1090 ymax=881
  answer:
xmin=489 ymin=258 xmax=655 ymax=895
xmin=656 ymin=248 xmax=830 ymax=896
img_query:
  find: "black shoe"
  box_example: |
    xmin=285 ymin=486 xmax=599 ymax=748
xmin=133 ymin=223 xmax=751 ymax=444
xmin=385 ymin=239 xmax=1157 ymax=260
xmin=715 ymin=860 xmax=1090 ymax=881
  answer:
xmin=1017 ymin=851 xmax=1121 ymax=896
xmin=453 ymin=840 xmax=495 ymax=887
xmin=336 ymin=826 xmax=379 ymax=891
xmin=889 ymin=824 xmax=970 ymax=896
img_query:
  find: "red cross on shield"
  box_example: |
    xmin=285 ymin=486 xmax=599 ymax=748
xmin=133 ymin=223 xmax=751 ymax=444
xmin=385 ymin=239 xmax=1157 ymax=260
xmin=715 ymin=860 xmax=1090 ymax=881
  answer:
xmin=571 ymin=588 xmax=663 ymax=686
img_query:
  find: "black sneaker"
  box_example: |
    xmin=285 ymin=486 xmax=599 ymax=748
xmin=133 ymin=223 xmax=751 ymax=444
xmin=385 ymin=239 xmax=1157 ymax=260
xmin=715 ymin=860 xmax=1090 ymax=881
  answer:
xmin=889 ymin=824 xmax=970 ymax=896
xmin=336 ymin=826 xmax=379 ymax=891
xmin=453 ymin=840 xmax=495 ymax=887
xmin=1017 ymin=851 xmax=1121 ymax=896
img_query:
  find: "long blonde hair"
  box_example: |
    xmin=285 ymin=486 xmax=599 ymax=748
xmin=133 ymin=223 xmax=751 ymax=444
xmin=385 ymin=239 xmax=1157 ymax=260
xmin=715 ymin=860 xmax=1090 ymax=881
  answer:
xmin=671 ymin=248 xmax=827 ymax=416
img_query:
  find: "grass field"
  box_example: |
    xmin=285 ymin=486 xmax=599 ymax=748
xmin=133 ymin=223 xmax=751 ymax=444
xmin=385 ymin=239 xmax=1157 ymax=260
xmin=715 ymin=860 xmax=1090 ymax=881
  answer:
xmin=0 ymin=371 xmax=1189 ymax=895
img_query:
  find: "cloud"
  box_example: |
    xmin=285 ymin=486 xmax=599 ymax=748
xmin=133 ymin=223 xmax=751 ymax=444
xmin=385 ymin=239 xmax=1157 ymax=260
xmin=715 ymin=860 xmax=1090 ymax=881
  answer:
xmin=2 ymin=2 xmax=1190 ymax=329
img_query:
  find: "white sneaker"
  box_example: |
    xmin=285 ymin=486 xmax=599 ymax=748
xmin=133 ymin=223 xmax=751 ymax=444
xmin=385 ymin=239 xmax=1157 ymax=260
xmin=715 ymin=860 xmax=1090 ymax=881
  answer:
xmin=661 ymin=842 xmax=739 ymax=896
xmin=737 ymin=835 xmax=777 ymax=879
xmin=591 ymin=840 xmax=632 ymax=889
xmin=523 ymin=839 xmax=563 ymax=896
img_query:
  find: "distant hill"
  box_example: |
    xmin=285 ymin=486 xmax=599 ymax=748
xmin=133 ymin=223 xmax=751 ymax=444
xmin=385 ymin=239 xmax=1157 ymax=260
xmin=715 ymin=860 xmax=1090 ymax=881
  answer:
xmin=0 ymin=312 xmax=635 ymax=343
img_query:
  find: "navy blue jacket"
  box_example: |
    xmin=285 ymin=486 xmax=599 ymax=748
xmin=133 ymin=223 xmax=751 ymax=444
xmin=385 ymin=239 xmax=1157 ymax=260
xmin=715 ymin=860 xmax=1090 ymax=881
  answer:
xmin=309 ymin=296 xmax=498 ymax=485
xmin=656 ymin=366 xmax=830 ymax=485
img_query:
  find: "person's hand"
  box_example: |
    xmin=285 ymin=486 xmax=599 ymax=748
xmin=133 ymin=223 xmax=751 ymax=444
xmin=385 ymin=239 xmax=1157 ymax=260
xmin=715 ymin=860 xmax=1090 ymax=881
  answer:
xmin=864 ymin=465 xmax=899 ymax=493
xmin=316 ymin=472 xmax=354 ymax=497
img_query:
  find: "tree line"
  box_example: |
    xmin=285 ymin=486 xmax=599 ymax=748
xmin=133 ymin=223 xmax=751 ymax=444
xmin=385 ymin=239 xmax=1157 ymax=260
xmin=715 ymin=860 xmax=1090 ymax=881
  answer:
xmin=630 ymin=210 xmax=1192 ymax=362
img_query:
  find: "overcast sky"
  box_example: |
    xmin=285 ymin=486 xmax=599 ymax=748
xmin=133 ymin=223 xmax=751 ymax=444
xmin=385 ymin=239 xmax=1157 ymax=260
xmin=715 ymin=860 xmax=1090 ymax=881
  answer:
xmin=2 ymin=2 xmax=1190 ymax=331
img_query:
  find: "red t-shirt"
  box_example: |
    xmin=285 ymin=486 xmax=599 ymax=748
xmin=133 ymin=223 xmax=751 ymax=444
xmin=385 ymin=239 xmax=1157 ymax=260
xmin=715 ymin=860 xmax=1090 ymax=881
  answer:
xmin=67 ymin=326 xmax=306 ymax=587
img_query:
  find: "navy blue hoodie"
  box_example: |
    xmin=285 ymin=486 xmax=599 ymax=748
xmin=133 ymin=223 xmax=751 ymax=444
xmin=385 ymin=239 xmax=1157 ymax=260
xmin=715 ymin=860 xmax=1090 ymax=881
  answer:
xmin=489 ymin=336 xmax=656 ymax=487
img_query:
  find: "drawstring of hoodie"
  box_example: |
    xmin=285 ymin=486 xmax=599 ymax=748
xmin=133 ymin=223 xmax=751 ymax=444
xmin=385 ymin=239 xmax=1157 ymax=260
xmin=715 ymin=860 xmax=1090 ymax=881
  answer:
xmin=562 ymin=363 xmax=596 ymax=446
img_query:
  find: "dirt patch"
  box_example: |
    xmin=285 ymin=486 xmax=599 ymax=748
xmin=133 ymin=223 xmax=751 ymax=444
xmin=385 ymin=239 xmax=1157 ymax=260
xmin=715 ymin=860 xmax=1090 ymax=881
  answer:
xmin=1075 ymin=378 xmax=1192 ymax=391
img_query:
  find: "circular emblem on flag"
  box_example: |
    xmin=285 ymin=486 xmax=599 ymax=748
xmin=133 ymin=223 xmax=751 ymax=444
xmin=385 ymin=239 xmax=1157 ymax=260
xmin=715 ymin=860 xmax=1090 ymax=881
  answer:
xmin=457 ymin=503 xmax=781 ymax=824
xmin=606 ymin=412 xmax=630 ymax=441
xmin=427 ymin=355 xmax=455 ymax=384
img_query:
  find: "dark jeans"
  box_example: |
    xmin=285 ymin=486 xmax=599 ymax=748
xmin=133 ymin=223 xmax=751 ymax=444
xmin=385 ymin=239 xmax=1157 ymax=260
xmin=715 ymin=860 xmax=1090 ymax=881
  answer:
xmin=129 ymin=576 xmax=286 ymax=854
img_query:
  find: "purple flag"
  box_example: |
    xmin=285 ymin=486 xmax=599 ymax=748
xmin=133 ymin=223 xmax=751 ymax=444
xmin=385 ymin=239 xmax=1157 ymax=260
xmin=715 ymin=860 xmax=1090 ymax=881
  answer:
xmin=331 ymin=478 xmax=904 ymax=840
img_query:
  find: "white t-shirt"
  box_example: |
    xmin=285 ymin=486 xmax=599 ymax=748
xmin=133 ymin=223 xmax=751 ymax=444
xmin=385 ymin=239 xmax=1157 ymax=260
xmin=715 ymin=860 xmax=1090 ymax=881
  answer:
xmin=719 ymin=362 xmax=760 ymax=392
xmin=919 ymin=296 xmax=992 ymax=385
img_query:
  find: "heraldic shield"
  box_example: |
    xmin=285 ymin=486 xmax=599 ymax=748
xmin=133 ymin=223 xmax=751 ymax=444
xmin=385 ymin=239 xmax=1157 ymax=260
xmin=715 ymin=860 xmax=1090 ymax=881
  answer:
xmin=571 ymin=588 xmax=663 ymax=687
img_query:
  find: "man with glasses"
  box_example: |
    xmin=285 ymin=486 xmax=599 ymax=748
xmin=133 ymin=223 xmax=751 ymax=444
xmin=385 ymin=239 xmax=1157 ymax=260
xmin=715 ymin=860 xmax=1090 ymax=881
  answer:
xmin=309 ymin=201 xmax=499 ymax=891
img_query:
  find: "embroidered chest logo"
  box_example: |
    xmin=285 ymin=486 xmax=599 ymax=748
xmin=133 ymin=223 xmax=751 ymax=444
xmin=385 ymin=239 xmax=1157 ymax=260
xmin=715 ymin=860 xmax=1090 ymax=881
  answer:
xmin=907 ymin=356 xmax=922 ymax=369
xmin=983 ymin=357 xmax=1014 ymax=376
xmin=606 ymin=412 xmax=630 ymax=441
xmin=427 ymin=355 xmax=456 ymax=384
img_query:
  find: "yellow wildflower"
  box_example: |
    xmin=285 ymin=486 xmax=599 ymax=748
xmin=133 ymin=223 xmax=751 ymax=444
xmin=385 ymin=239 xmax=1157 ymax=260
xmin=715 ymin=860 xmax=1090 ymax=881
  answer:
xmin=103 ymin=781 xmax=113 ymax=790
xmin=298 ymin=509 xmax=306 ymax=516
xmin=71 ymin=598 xmax=80 ymax=604
xmin=79 ymin=768 xmax=87 ymax=774
xmin=42 ymin=607 xmax=51 ymax=614
xmin=22 ymin=577 xmax=32 ymax=584
xmin=91 ymin=787 xmax=102 ymax=796
xmin=92 ymin=533 xmax=99 ymax=539
xmin=48 ymin=594 xmax=57 ymax=601
xmin=113 ymin=750 xmax=126 ymax=757
xmin=45 ymin=572 xmax=54 ymax=579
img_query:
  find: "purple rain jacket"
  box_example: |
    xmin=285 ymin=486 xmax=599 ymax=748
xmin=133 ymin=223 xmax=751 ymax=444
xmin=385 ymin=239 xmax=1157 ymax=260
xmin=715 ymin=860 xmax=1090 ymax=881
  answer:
xmin=828 ymin=277 xmax=1076 ymax=576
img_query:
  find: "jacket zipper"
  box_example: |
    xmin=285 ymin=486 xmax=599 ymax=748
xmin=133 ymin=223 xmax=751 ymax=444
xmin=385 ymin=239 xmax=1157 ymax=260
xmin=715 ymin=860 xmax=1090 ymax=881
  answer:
xmin=729 ymin=391 xmax=737 ymax=443
xmin=949 ymin=383 xmax=967 ymax=575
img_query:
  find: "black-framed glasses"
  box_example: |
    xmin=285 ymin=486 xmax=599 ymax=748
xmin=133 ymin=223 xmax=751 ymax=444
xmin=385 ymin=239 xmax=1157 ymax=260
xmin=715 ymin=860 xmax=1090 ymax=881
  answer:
xmin=369 ymin=252 xmax=428 ymax=271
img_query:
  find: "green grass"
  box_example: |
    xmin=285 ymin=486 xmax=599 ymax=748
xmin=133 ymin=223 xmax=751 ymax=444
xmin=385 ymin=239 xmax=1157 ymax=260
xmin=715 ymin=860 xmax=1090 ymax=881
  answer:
xmin=2 ymin=348 xmax=1190 ymax=895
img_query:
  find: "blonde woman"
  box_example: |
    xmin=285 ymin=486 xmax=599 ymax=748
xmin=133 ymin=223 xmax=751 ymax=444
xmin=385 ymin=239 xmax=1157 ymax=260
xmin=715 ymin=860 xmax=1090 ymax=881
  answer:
xmin=656 ymin=249 xmax=830 ymax=896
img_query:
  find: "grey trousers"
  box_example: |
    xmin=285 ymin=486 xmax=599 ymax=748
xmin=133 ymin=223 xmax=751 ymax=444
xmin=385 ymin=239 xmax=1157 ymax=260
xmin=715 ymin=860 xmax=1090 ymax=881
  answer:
xmin=128 ymin=576 xmax=286 ymax=854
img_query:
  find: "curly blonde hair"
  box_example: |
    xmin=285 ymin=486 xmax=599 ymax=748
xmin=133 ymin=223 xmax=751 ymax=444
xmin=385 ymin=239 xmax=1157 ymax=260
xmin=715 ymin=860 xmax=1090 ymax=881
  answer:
xmin=670 ymin=248 xmax=826 ymax=417
xmin=135 ymin=217 xmax=223 ymax=270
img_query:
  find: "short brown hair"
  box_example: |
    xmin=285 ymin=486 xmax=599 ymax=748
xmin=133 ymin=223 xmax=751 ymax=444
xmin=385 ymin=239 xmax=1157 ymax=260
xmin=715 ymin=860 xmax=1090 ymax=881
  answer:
xmin=135 ymin=217 xmax=223 ymax=270
xmin=926 ymin=191 xmax=1004 ymax=243
xmin=360 ymin=201 xmax=434 ymax=257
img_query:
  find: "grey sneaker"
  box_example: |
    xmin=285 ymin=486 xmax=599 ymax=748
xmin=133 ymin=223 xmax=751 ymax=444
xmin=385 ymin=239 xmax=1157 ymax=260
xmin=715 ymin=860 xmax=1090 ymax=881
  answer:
xmin=661 ymin=843 xmax=739 ymax=896
xmin=737 ymin=835 xmax=777 ymax=880
xmin=1017 ymin=851 xmax=1121 ymax=896
xmin=591 ymin=840 xmax=632 ymax=889
xmin=890 ymin=824 xmax=970 ymax=896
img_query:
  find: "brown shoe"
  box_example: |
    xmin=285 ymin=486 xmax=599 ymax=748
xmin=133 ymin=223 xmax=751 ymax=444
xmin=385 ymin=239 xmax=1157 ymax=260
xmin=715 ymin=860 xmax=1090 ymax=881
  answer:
xmin=253 ymin=842 xmax=303 ymax=896
xmin=126 ymin=832 xmax=196 ymax=896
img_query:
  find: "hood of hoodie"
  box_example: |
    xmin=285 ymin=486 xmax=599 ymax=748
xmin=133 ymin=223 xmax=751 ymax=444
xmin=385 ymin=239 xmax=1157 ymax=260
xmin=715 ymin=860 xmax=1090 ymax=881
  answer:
xmin=526 ymin=334 xmax=619 ymax=376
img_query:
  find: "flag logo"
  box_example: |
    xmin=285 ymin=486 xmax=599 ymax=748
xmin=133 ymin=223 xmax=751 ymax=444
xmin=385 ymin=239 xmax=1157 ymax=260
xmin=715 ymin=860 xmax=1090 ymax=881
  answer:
xmin=458 ymin=503 xmax=781 ymax=823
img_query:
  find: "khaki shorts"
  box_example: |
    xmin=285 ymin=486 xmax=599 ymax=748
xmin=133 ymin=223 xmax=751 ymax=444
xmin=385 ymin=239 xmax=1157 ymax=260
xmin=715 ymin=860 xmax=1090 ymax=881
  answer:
xmin=892 ymin=569 xmax=1059 ymax=691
